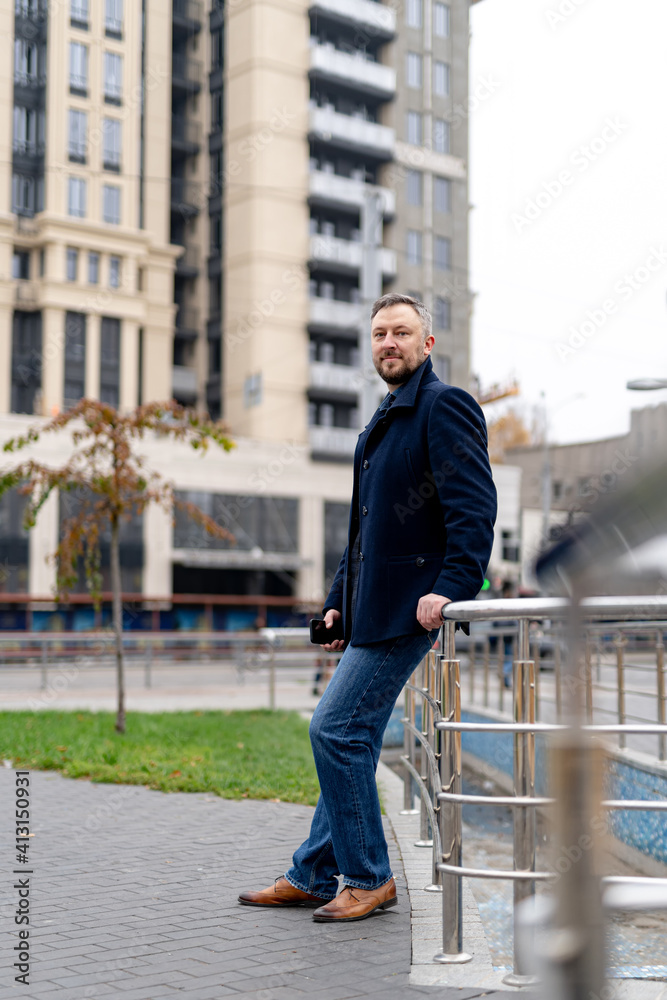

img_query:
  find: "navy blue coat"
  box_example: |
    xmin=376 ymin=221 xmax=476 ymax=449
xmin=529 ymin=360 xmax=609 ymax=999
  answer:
xmin=324 ymin=357 xmax=497 ymax=645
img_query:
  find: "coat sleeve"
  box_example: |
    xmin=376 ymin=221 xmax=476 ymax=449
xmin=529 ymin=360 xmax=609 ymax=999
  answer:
xmin=323 ymin=545 xmax=347 ymax=615
xmin=426 ymin=386 xmax=497 ymax=603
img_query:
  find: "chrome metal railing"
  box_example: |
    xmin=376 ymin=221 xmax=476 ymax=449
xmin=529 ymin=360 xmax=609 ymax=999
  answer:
xmin=402 ymin=596 xmax=667 ymax=991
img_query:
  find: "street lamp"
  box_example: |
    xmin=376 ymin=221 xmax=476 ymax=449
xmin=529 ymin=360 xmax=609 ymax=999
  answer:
xmin=626 ymin=378 xmax=667 ymax=391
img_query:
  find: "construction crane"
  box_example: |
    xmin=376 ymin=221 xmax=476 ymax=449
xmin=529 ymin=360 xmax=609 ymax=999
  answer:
xmin=470 ymin=376 xmax=520 ymax=406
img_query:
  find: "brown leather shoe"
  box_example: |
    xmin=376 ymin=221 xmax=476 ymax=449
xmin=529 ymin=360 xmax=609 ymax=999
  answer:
xmin=238 ymin=877 xmax=326 ymax=908
xmin=312 ymin=878 xmax=397 ymax=922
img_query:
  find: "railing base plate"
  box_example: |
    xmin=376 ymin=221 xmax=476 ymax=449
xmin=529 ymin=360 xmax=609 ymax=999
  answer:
xmin=423 ymin=883 xmax=442 ymax=892
xmin=501 ymin=972 xmax=540 ymax=987
xmin=414 ymin=839 xmax=433 ymax=848
xmin=433 ymin=951 xmax=473 ymax=964
xmin=399 ymin=808 xmax=420 ymax=815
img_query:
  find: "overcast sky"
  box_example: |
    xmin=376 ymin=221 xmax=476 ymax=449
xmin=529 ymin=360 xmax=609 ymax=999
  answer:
xmin=468 ymin=0 xmax=667 ymax=445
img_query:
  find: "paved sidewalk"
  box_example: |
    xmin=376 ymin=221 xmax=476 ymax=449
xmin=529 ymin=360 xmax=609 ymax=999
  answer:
xmin=0 ymin=769 xmax=538 ymax=1000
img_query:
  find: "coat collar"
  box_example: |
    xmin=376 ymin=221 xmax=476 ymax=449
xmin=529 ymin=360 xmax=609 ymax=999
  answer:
xmin=387 ymin=355 xmax=434 ymax=409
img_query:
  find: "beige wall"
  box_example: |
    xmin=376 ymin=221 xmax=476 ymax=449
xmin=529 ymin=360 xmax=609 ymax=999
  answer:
xmin=224 ymin=0 xmax=311 ymax=442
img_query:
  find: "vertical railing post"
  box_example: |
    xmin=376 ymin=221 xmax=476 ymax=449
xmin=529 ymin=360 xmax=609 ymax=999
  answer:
xmin=584 ymin=634 xmax=593 ymax=723
xmin=657 ymin=629 xmax=666 ymax=762
xmin=434 ymin=620 xmax=471 ymax=964
xmin=503 ymin=616 xmax=537 ymax=987
xmin=615 ymin=634 xmax=626 ymax=750
xmin=144 ymin=640 xmax=152 ymax=689
xmin=468 ymin=636 xmax=476 ymax=704
xmin=497 ymin=630 xmax=505 ymax=712
xmin=401 ymin=670 xmax=419 ymax=814
xmin=483 ymin=635 xmax=490 ymax=708
xmin=425 ymin=648 xmax=444 ymax=892
xmin=555 ymin=635 xmax=562 ymax=722
xmin=40 ymin=639 xmax=48 ymax=691
xmin=415 ymin=654 xmax=432 ymax=848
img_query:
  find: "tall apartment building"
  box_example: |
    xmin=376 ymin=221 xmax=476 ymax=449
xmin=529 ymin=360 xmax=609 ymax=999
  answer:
xmin=0 ymin=0 xmax=486 ymax=624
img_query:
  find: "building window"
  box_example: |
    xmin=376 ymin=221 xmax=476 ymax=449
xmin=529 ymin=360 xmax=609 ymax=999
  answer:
xmin=434 ymin=296 xmax=451 ymax=330
xmin=100 ymin=317 xmax=121 ymax=407
xmin=12 ymin=250 xmax=30 ymax=280
xmin=68 ymin=176 xmax=86 ymax=218
xmin=433 ymin=355 xmax=451 ymax=384
xmin=64 ymin=312 xmax=86 ymax=409
xmin=501 ymin=530 xmax=520 ymax=563
xmin=12 ymin=174 xmax=37 ymax=216
xmin=68 ymin=109 xmax=87 ymax=163
xmin=406 ymin=170 xmax=422 ymax=206
xmin=105 ymin=0 xmax=123 ymax=37
xmin=406 ymin=0 xmax=422 ymax=27
xmin=406 ymin=52 xmax=422 ymax=89
xmin=102 ymin=118 xmax=121 ymax=171
xmin=102 ymin=184 xmax=121 ymax=224
xmin=14 ymin=39 xmax=40 ymax=86
xmin=109 ymin=256 xmax=121 ymax=288
xmin=103 ymin=51 xmax=123 ymax=104
xmin=70 ymin=0 xmax=89 ymax=28
xmin=66 ymin=247 xmax=79 ymax=282
xmin=212 ymin=92 xmax=223 ymax=128
xmin=434 ymin=176 xmax=451 ymax=213
xmin=211 ymin=28 xmax=223 ymax=69
xmin=434 ymin=61 xmax=450 ymax=97
xmin=434 ymin=235 xmax=451 ymax=271
xmin=407 ymin=230 xmax=422 ymax=266
xmin=434 ymin=236 xmax=451 ymax=271
xmin=11 ymin=312 xmax=42 ymax=416
xmin=434 ymin=2 xmax=450 ymax=37
xmin=406 ymin=110 xmax=422 ymax=145
xmin=433 ymin=118 xmax=451 ymax=154
xmin=88 ymin=251 xmax=99 ymax=284
xmin=243 ymin=373 xmax=262 ymax=408
xmin=13 ymin=106 xmax=43 ymax=156
xmin=553 ymin=481 xmax=563 ymax=500
xmin=69 ymin=41 xmax=88 ymax=95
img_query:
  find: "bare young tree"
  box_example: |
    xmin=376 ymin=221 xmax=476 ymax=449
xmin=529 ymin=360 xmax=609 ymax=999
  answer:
xmin=0 ymin=400 xmax=235 ymax=733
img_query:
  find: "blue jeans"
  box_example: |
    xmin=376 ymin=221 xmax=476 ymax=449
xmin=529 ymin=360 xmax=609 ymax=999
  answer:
xmin=285 ymin=630 xmax=438 ymax=898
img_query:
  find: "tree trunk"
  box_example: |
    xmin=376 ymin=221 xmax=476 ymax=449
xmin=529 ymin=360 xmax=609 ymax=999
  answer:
xmin=111 ymin=516 xmax=126 ymax=734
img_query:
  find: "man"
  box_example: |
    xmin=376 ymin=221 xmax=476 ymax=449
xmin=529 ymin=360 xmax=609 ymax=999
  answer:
xmin=239 ymin=293 xmax=497 ymax=922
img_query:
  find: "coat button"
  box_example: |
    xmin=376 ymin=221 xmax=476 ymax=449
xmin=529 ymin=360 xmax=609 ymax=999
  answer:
xmin=415 ymin=557 xmax=425 ymax=567
xmin=362 ymin=506 xmax=368 ymax=515
xmin=360 ymin=552 xmax=364 ymax=561
xmin=363 ymin=460 xmax=369 ymax=469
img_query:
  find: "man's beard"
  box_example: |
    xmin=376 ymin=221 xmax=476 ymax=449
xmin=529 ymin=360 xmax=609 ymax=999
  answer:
xmin=374 ymin=354 xmax=421 ymax=386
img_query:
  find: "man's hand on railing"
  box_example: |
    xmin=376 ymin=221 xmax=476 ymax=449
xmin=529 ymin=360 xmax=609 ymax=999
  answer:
xmin=417 ymin=593 xmax=451 ymax=631
xmin=320 ymin=609 xmax=345 ymax=652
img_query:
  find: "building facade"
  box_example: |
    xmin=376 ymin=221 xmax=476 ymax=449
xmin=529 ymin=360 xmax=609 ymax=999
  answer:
xmin=0 ymin=0 xmax=485 ymax=623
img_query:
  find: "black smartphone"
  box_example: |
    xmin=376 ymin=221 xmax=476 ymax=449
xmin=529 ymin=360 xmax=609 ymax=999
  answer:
xmin=309 ymin=618 xmax=344 ymax=644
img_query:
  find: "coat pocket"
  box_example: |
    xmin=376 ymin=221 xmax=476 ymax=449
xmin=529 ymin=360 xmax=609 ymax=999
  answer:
xmin=387 ymin=552 xmax=443 ymax=625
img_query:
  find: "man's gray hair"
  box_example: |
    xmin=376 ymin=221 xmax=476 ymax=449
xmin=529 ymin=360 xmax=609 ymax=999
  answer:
xmin=370 ymin=293 xmax=432 ymax=342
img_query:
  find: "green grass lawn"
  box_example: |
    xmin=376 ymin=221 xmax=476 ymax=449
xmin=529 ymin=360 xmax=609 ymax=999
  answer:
xmin=0 ymin=710 xmax=320 ymax=805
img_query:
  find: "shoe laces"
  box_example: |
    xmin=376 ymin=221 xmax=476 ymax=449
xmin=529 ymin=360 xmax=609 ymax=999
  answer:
xmin=341 ymin=886 xmax=360 ymax=902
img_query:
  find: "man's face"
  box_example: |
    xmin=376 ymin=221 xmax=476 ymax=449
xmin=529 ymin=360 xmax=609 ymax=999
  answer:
xmin=371 ymin=304 xmax=435 ymax=387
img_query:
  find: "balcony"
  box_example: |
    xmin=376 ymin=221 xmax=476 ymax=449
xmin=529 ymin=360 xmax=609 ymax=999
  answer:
xmin=309 ymin=234 xmax=396 ymax=278
xmin=14 ymin=280 xmax=39 ymax=307
xmin=175 ymin=305 xmax=200 ymax=338
xmin=309 ymin=296 xmax=363 ymax=333
xmin=174 ymin=243 xmax=200 ymax=278
xmin=309 ymin=0 xmax=395 ymax=41
xmin=309 ymin=425 xmax=357 ymax=460
xmin=172 ymin=365 xmax=198 ymax=402
xmin=309 ymin=44 xmax=395 ymax=102
xmin=171 ymin=178 xmax=203 ymax=218
xmin=172 ymin=54 xmax=202 ymax=93
xmin=14 ymin=1 xmax=47 ymax=40
xmin=173 ymin=0 xmax=202 ymax=33
xmin=310 ymin=360 xmax=361 ymax=397
xmin=309 ymin=170 xmax=395 ymax=217
xmin=309 ymin=106 xmax=394 ymax=161
xmin=171 ymin=115 xmax=202 ymax=157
